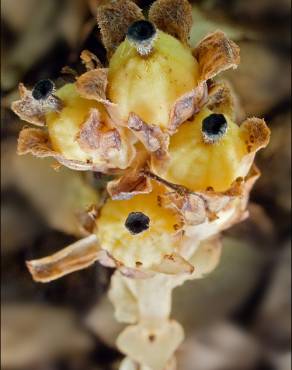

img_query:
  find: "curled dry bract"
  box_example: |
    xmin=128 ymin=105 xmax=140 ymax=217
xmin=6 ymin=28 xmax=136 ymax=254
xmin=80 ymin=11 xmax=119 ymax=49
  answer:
xmin=240 ymin=117 xmax=271 ymax=152
xmin=75 ymin=108 xmax=134 ymax=170
xmin=194 ymin=30 xmax=240 ymax=83
xmin=75 ymin=68 xmax=109 ymax=104
xmin=168 ymin=82 xmax=208 ymax=134
xmin=26 ymin=234 xmax=145 ymax=283
xmin=26 ymin=234 xmax=101 ymax=282
xmin=128 ymin=113 xmax=169 ymax=155
xmin=80 ymin=49 xmax=102 ymax=71
xmin=207 ymin=80 xmax=237 ymax=120
xmin=107 ymin=146 xmax=151 ymax=200
xmin=107 ymin=171 xmax=152 ymax=200
xmin=77 ymin=109 xmax=120 ymax=152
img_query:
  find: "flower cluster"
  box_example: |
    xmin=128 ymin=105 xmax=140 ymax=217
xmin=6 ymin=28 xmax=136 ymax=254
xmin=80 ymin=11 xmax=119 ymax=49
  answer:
xmin=12 ymin=0 xmax=270 ymax=281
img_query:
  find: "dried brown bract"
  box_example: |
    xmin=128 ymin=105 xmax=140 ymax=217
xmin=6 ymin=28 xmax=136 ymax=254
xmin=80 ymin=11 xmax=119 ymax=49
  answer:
xmin=26 ymin=235 xmax=101 ymax=282
xmin=240 ymin=117 xmax=271 ymax=152
xmin=96 ymin=0 xmax=144 ymax=57
xmin=207 ymin=80 xmax=237 ymax=120
xmin=75 ymin=68 xmax=109 ymax=103
xmin=149 ymin=0 xmax=193 ymax=44
xmin=194 ymin=30 xmax=240 ymax=82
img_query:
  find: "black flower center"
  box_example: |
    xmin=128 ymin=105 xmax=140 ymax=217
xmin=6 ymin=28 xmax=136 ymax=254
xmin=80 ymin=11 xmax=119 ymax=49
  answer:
xmin=202 ymin=113 xmax=227 ymax=143
xmin=32 ymin=79 xmax=54 ymax=100
xmin=127 ymin=20 xmax=156 ymax=43
xmin=125 ymin=212 xmax=150 ymax=235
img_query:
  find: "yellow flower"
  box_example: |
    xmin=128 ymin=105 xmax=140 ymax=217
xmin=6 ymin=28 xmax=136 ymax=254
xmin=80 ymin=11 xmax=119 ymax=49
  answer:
xmin=108 ymin=27 xmax=200 ymax=131
xmin=152 ymin=108 xmax=270 ymax=192
xmin=96 ymin=183 xmax=181 ymax=268
xmin=15 ymin=82 xmax=136 ymax=172
xmin=46 ymin=83 xmax=102 ymax=162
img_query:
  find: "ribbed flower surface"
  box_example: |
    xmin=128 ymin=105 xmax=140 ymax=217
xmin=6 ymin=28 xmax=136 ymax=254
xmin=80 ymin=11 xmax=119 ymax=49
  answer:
xmin=97 ymin=183 xmax=180 ymax=268
xmin=47 ymin=84 xmax=102 ymax=162
xmin=152 ymin=108 xmax=248 ymax=192
xmin=108 ymin=31 xmax=200 ymax=128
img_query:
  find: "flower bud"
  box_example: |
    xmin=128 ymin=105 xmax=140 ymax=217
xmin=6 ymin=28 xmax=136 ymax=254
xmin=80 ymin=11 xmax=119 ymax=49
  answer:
xmin=96 ymin=183 xmax=181 ymax=269
xmin=152 ymin=108 xmax=270 ymax=192
xmin=107 ymin=27 xmax=200 ymax=131
xmin=46 ymin=83 xmax=135 ymax=170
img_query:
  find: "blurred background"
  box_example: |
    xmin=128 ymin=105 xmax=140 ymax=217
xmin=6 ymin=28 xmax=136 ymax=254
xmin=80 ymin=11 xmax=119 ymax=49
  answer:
xmin=1 ymin=0 xmax=291 ymax=369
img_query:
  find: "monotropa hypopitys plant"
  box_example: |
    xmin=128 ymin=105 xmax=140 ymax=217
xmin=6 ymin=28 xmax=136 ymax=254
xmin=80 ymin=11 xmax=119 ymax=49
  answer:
xmin=11 ymin=1 xmax=270 ymax=369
